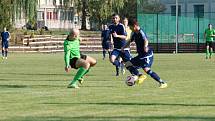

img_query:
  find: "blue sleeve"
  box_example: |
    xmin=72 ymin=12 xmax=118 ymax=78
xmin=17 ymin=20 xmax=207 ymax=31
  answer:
xmin=120 ymin=24 xmax=127 ymax=36
xmin=101 ymin=31 xmax=104 ymax=37
xmin=140 ymin=30 xmax=147 ymax=40
xmin=108 ymin=25 xmax=114 ymax=33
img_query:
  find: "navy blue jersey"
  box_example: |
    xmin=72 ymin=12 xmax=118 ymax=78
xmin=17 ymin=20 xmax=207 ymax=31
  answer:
xmin=131 ymin=29 xmax=149 ymax=56
xmin=109 ymin=23 xmax=127 ymax=49
xmin=1 ymin=31 xmax=10 ymax=42
xmin=101 ymin=29 xmax=111 ymax=42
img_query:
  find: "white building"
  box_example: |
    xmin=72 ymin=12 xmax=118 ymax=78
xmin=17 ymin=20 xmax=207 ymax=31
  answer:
xmin=159 ymin=0 xmax=215 ymax=19
xmin=15 ymin=0 xmax=90 ymax=29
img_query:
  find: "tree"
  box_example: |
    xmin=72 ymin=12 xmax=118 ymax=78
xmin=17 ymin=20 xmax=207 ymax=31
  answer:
xmin=137 ymin=0 xmax=166 ymax=13
xmin=0 ymin=0 xmax=38 ymax=30
xmin=0 ymin=0 xmax=12 ymax=30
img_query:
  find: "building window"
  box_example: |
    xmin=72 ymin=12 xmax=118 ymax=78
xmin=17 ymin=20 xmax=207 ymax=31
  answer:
xmin=37 ymin=11 xmax=44 ymax=20
xmin=171 ymin=5 xmax=181 ymax=16
xmin=47 ymin=12 xmax=53 ymax=20
xmin=194 ymin=5 xmax=204 ymax=18
xmin=53 ymin=12 xmax=58 ymax=20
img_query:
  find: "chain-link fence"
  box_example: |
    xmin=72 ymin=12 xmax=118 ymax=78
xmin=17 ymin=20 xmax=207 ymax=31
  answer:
xmin=137 ymin=12 xmax=215 ymax=52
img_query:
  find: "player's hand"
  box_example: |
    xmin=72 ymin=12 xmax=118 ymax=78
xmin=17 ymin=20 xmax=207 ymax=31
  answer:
xmin=113 ymin=32 xmax=118 ymax=38
xmin=144 ymin=47 xmax=149 ymax=53
xmin=65 ymin=66 xmax=71 ymax=72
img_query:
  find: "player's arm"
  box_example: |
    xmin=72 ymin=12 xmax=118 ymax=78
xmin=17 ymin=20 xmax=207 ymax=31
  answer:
xmin=140 ymin=30 xmax=149 ymax=52
xmin=211 ymin=29 xmax=215 ymax=37
xmin=110 ymin=34 xmax=113 ymax=44
xmin=204 ymin=30 xmax=207 ymax=40
xmin=64 ymin=42 xmax=71 ymax=72
xmin=112 ymin=32 xmax=126 ymax=40
xmin=112 ymin=25 xmax=127 ymax=40
xmin=144 ymin=38 xmax=149 ymax=52
xmin=8 ymin=32 xmax=11 ymax=40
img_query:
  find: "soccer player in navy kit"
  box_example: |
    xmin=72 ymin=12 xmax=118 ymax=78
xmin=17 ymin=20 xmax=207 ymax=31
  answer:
xmin=101 ymin=24 xmax=111 ymax=60
xmin=122 ymin=21 xmax=168 ymax=88
xmin=1 ymin=27 xmax=10 ymax=59
xmin=109 ymin=14 xmax=131 ymax=76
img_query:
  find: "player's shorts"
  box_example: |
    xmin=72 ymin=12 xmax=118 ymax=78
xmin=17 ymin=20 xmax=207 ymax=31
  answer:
xmin=111 ymin=48 xmax=131 ymax=62
xmin=1 ymin=41 xmax=9 ymax=49
xmin=102 ymin=41 xmax=111 ymax=50
xmin=206 ymin=41 xmax=213 ymax=48
xmin=69 ymin=54 xmax=87 ymax=69
xmin=130 ymin=50 xmax=154 ymax=68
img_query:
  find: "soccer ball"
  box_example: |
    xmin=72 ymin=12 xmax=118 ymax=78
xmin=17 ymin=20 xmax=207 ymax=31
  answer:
xmin=125 ymin=75 xmax=138 ymax=86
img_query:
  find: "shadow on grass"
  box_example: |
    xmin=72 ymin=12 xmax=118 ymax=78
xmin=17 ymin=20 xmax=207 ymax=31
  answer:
xmin=0 ymin=84 xmax=116 ymax=89
xmin=0 ymin=72 xmax=66 ymax=76
xmin=0 ymin=79 xmax=9 ymax=81
xmin=43 ymin=102 xmax=215 ymax=107
xmin=12 ymin=116 xmax=215 ymax=121
xmin=0 ymin=84 xmax=62 ymax=88
xmin=0 ymin=85 xmax=28 ymax=88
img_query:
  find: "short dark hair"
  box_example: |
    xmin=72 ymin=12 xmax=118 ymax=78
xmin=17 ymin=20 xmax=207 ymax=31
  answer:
xmin=131 ymin=19 xmax=139 ymax=26
xmin=112 ymin=13 xmax=120 ymax=17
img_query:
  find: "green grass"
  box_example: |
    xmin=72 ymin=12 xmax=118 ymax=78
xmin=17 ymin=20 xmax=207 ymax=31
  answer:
xmin=0 ymin=53 xmax=215 ymax=121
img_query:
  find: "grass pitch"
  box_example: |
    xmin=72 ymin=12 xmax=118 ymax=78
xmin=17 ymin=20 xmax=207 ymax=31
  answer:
xmin=0 ymin=53 xmax=215 ymax=121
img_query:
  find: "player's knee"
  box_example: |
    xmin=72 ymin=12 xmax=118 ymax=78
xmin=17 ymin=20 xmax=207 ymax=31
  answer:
xmin=124 ymin=61 xmax=133 ymax=68
xmin=84 ymin=62 xmax=90 ymax=69
xmin=91 ymin=59 xmax=97 ymax=67
xmin=145 ymin=69 xmax=152 ymax=74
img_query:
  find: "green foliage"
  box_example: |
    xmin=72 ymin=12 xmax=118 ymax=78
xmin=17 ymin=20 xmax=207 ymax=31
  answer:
xmin=0 ymin=0 xmax=12 ymax=30
xmin=137 ymin=0 xmax=166 ymax=13
xmin=39 ymin=28 xmax=45 ymax=35
xmin=0 ymin=0 xmax=38 ymax=30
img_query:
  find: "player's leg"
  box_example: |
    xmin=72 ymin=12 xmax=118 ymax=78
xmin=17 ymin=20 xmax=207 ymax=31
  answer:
xmin=2 ymin=42 xmax=5 ymax=59
xmin=120 ymin=50 xmax=132 ymax=75
xmin=206 ymin=42 xmax=210 ymax=59
xmin=110 ymin=49 xmax=120 ymax=76
xmin=68 ymin=58 xmax=90 ymax=88
xmin=5 ymin=46 xmax=8 ymax=59
xmin=126 ymin=55 xmax=147 ymax=84
xmin=143 ymin=67 xmax=167 ymax=88
xmin=209 ymin=42 xmax=213 ymax=59
xmin=1 ymin=48 xmax=4 ymax=59
xmin=78 ymin=54 xmax=97 ymax=84
xmin=120 ymin=60 xmax=125 ymax=75
xmin=102 ymin=49 xmax=106 ymax=60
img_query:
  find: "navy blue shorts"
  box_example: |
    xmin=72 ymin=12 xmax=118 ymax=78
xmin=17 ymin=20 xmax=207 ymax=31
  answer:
xmin=2 ymin=41 xmax=9 ymax=48
xmin=130 ymin=51 xmax=154 ymax=68
xmin=102 ymin=41 xmax=111 ymax=50
xmin=111 ymin=49 xmax=132 ymax=62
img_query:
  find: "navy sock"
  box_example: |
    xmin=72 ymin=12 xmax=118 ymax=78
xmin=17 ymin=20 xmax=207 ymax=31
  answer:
xmin=2 ymin=50 xmax=4 ymax=57
xmin=108 ymin=51 xmax=111 ymax=57
xmin=113 ymin=60 xmax=120 ymax=67
xmin=126 ymin=66 xmax=140 ymax=76
xmin=116 ymin=66 xmax=119 ymax=76
xmin=5 ymin=50 xmax=8 ymax=57
xmin=146 ymin=70 xmax=163 ymax=83
xmin=102 ymin=50 xmax=106 ymax=58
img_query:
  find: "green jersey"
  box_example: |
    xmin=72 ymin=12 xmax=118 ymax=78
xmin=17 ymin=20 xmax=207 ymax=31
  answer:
xmin=205 ymin=28 xmax=215 ymax=42
xmin=64 ymin=37 xmax=80 ymax=67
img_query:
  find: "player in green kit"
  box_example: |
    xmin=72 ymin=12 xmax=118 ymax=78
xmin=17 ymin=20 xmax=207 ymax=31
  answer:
xmin=64 ymin=28 xmax=97 ymax=88
xmin=204 ymin=24 xmax=215 ymax=59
